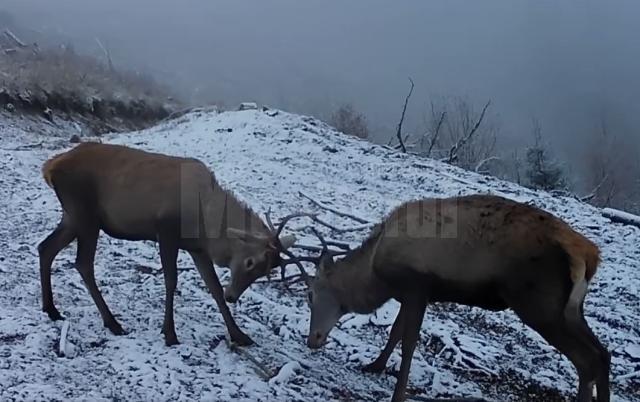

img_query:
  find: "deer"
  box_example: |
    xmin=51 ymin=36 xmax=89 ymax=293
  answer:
xmin=38 ymin=141 xmax=304 ymax=346
xmin=304 ymin=194 xmax=610 ymax=402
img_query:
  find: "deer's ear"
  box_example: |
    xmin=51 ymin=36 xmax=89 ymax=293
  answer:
xmin=318 ymin=253 xmax=335 ymax=276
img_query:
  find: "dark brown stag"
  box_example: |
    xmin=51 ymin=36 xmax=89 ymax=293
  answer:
xmin=39 ymin=142 xmax=301 ymax=346
xmin=305 ymin=195 xmax=609 ymax=402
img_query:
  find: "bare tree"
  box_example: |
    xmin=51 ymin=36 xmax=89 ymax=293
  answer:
xmin=419 ymin=101 xmax=446 ymax=157
xmin=418 ymin=96 xmax=498 ymax=172
xmin=583 ymin=116 xmax=640 ymax=213
xmin=394 ymin=77 xmax=414 ymax=152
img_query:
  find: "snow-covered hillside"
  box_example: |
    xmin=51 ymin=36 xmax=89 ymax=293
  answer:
xmin=1 ymin=108 xmax=638 ymax=401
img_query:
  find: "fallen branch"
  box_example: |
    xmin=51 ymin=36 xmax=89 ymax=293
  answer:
xmin=4 ymin=29 xmax=27 ymax=48
xmin=294 ymin=240 xmax=350 ymax=252
xmin=447 ymin=100 xmax=491 ymax=164
xmin=395 ymin=77 xmax=415 ymax=153
xmin=311 ymin=216 xmax=370 ymax=233
xmin=298 ymin=191 xmax=369 ymax=224
xmin=59 ymin=321 xmax=70 ymax=357
xmin=602 ymin=208 xmax=640 ymax=228
xmin=1 ymin=142 xmax=45 ymax=151
xmin=226 ymin=340 xmax=274 ymax=380
xmin=617 ymin=370 xmax=640 ymax=381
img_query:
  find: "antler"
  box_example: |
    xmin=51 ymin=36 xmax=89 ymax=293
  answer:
xmin=263 ymin=210 xmax=351 ymax=283
xmin=310 ymin=227 xmax=329 ymax=255
xmin=264 ymin=209 xmax=317 ymax=281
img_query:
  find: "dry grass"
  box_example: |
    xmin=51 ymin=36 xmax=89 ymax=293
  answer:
xmin=0 ymin=46 xmax=179 ymax=132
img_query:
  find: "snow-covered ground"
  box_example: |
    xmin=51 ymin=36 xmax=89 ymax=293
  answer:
xmin=0 ymin=108 xmax=638 ymax=401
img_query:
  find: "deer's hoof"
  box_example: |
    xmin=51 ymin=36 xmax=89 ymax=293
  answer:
xmin=106 ymin=322 xmax=127 ymax=336
xmin=230 ymin=331 xmax=254 ymax=346
xmin=44 ymin=307 xmax=64 ymax=321
xmin=361 ymin=361 xmax=386 ymax=374
xmin=165 ymin=336 xmax=180 ymax=347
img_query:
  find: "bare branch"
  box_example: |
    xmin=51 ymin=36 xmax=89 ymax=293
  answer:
xmin=58 ymin=321 xmax=70 ymax=357
xmin=474 ymin=156 xmax=501 ymax=173
xmin=311 ymin=216 xmax=370 ymax=233
xmin=395 ymin=77 xmax=415 ymax=153
xmin=293 ymin=241 xmax=349 ymax=252
xmin=95 ymin=37 xmax=114 ymax=71
xmin=580 ymin=174 xmax=609 ymax=202
xmin=226 ymin=340 xmax=273 ymax=380
xmin=447 ymin=100 xmax=491 ymax=164
xmin=426 ymin=110 xmax=447 ymax=157
xmin=298 ymin=191 xmax=369 ymax=223
xmin=291 ymin=244 xmax=348 ymax=257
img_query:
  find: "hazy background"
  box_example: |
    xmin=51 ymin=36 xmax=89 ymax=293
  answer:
xmin=2 ymin=1 xmax=639 ymax=195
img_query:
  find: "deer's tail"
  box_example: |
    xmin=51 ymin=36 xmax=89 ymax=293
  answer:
xmin=554 ymin=228 xmax=601 ymax=318
xmin=42 ymin=152 xmax=68 ymax=189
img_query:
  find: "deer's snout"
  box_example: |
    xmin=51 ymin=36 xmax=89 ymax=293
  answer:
xmin=224 ymin=287 xmax=238 ymax=304
xmin=307 ymin=331 xmax=327 ymax=349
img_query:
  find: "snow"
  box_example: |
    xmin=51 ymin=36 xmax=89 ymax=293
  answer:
xmin=0 ymin=108 xmax=639 ymax=401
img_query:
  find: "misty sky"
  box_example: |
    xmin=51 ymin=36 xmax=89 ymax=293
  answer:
xmin=3 ymin=1 xmax=639 ymax=161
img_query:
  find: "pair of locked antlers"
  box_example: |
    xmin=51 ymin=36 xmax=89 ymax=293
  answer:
xmin=264 ymin=210 xmax=348 ymax=283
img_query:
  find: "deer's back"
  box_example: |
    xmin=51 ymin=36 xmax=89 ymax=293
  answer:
xmin=373 ymin=195 xmax=583 ymax=283
xmin=43 ymin=142 xmax=212 ymax=240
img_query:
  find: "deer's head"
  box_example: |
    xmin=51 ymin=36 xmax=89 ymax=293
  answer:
xmin=223 ymin=228 xmax=296 ymax=303
xmin=306 ymin=252 xmax=347 ymax=348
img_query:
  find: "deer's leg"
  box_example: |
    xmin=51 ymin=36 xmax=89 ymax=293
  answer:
xmin=38 ymin=217 xmax=76 ymax=321
xmin=506 ymin=291 xmax=603 ymax=402
xmin=566 ymin=306 xmax=611 ymax=402
xmin=75 ymin=227 xmax=125 ymax=335
xmin=158 ymin=233 xmax=180 ymax=346
xmin=362 ymin=304 xmax=405 ymax=374
xmin=189 ymin=251 xmax=253 ymax=346
xmin=392 ymin=295 xmax=427 ymax=402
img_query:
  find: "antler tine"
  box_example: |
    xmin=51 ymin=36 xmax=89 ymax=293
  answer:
xmin=310 ymin=227 xmax=329 ymax=255
xmin=274 ymin=212 xmax=316 ymax=238
xmin=264 ymin=208 xmax=276 ymax=232
xmin=280 ymin=249 xmax=310 ymax=282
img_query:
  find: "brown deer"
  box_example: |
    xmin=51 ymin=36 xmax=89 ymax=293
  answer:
xmin=305 ymin=195 xmax=609 ymax=402
xmin=39 ymin=142 xmax=299 ymax=346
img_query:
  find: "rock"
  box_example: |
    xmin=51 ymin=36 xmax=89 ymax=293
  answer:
xmin=69 ymin=134 xmax=81 ymax=143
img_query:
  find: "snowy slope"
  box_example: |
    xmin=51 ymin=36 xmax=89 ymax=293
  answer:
xmin=0 ymin=108 xmax=638 ymax=402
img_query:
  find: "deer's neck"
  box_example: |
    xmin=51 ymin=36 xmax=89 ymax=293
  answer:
xmin=329 ymin=235 xmax=392 ymax=314
xmin=202 ymin=184 xmax=269 ymax=265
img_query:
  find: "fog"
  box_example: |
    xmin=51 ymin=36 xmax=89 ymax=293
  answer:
xmin=3 ymin=1 xmax=640 ymax=179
